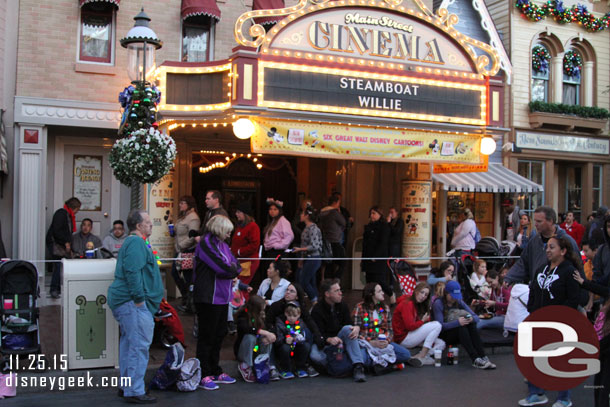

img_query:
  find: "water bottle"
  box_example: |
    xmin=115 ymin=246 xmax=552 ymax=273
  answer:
xmin=447 ymin=346 xmax=454 ymax=365
xmin=336 ymin=343 xmax=344 ymax=361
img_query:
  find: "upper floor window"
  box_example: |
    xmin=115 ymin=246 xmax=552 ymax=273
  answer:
xmin=79 ymin=2 xmax=115 ymax=64
xmin=562 ymin=50 xmax=582 ymax=105
xmin=182 ymin=15 xmax=213 ymax=62
xmin=531 ymin=45 xmax=550 ymax=102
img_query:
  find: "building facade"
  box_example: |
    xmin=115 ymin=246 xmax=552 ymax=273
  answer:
xmin=487 ymin=0 xmax=610 ymax=221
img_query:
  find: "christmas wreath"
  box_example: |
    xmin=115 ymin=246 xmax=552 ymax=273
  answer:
xmin=109 ymin=127 xmax=177 ymax=185
xmin=532 ymin=45 xmax=551 ymax=74
xmin=563 ymin=50 xmax=582 ymax=78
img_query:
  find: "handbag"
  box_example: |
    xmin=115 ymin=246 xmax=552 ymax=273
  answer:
xmin=52 ymin=242 xmax=71 ymax=258
xmin=321 ymin=239 xmax=333 ymax=265
xmin=239 ymin=261 xmax=252 ymax=277
xmin=179 ymin=252 xmax=195 ymax=270
xmin=324 ymin=344 xmax=352 ymax=377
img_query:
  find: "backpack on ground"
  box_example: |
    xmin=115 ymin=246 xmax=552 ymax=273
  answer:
xmin=176 ymin=358 xmax=201 ymax=392
xmin=149 ymin=342 xmax=185 ymax=390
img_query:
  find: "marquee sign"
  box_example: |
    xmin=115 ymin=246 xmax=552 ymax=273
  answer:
xmin=251 ymin=118 xmax=483 ymax=163
xmin=235 ymin=0 xmax=501 ymax=77
xmin=259 ymin=62 xmax=486 ymax=124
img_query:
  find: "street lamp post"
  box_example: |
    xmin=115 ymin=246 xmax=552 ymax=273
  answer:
xmin=120 ymin=9 xmax=163 ymax=209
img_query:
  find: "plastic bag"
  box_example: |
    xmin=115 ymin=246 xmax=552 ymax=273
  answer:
xmin=253 ymin=354 xmax=270 ymax=384
xmin=176 ymin=358 xmax=201 ymax=392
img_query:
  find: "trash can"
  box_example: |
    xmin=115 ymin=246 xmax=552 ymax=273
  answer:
xmin=62 ymin=259 xmax=119 ymax=370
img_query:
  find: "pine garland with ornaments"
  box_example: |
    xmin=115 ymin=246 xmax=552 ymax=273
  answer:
xmin=515 ymin=0 xmax=610 ymax=32
xmin=110 ymin=82 xmax=176 ymax=186
xmin=532 ymin=45 xmax=551 ymax=74
xmin=563 ymin=50 xmax=583 ymax=78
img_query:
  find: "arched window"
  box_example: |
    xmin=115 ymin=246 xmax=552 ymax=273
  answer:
xmin=531 ymin=45 xmax=551 ymax=102
xmin=562 ymin=49 xmax=583 ymax=105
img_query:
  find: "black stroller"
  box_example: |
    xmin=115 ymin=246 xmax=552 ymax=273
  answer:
xmin=474 ymin=237 xmax=517 ymax=272
xmin=0 ymin=261 xmax=41 ymax=356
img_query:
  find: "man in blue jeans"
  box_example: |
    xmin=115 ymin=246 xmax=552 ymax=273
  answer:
xmin=310 ymin=279 xmax=368 ymax=382
xmin=108 ymin=210 xmax=164 ymax=404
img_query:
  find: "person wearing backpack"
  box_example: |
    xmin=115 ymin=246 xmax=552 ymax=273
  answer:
xmin=450 ymin=208 xmax=477 ymax=253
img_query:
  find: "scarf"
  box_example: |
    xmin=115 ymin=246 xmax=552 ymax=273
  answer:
xmin=64 ymin=204 xmax=76 ymax=232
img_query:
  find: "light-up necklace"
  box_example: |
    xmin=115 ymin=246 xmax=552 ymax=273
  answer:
xmin=142 ymin=236 xmax=162 ymax=265
xmin=363 ymin=304 xmax=385 ymax=334
xmin=285 ymin=319 xmax=301 ymax=357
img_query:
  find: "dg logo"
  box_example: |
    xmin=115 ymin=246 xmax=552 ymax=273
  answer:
xmin=514 ymin=305 xmax=600 ymax=390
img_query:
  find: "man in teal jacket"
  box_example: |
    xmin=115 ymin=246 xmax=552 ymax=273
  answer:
xmin=108 ymin=209 xmax=163 ymax=404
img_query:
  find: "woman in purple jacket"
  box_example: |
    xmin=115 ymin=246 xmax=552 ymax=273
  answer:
xmin=193 ymin=215 xmax=242 ymax=390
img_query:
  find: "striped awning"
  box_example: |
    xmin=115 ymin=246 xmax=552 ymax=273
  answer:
xmin=79 ymin=0 xmax=120 ymax=7
xmin=181 ymin=0 xmax=221 ymax=21
xmin=253 ymin=0 xmax=285 ymax=26
xmin=432 ymin=163 xmax=544 ymax=193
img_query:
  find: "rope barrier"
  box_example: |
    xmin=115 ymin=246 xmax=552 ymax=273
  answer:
xmin=1 ymin=255 xmax=521 ymax=264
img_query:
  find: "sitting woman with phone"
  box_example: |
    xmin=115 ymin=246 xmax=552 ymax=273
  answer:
xmin=432 ymin=280 xmax=495 ymax=370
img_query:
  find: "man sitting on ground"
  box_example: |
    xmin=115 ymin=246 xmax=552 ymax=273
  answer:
xmin=310 ymin=279 xmax=367 ymax=382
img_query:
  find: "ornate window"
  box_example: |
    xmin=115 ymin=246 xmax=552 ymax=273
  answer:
xmin=562 ymin=49 xmax=583 ymax=105
xmin=79 ymin=3 xmax=115 ymax=64
xmin=182 ymin=15 xmax=214 ymax=62
xmin=531 ymin=45 xmax=551 ymax=102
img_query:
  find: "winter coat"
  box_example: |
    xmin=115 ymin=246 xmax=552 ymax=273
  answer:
xmin=45 ymin=208 xmax=73 ymax=248
xmin=362 ymin=219 xmax=390 ymax=275
xmin=560 ymin=220 xmax=585 ymax=248
xmin=175 ymin=210 xmax=200 ymax=252
xmin=231 ymin=221 xmax=260 ymax=276
xmin=319 ymin=206 xmax=346 ymax=244
xmin=388 ymin=217 xmax=404 ymax=257
xmin=527 ymin=259 xmax=581 ymax=313
xmin=193 ymin=233 xmax=241 ymax=305
xmin=71 ymin=232 xmax=103 ymax=257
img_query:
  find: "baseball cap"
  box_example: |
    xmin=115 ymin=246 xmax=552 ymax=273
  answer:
xmin=501 ymin=198 xmax=514 ymax=207
xmin=445 ymin=280 xmax=463 ymax=301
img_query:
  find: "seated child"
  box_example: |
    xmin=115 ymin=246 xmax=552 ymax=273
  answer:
xmin=228 ymin=277 xmax=252 ymax=334
xmin=274 ymin=302 xmax=313 ymax=379
xmin=234 ymin=295 xmax=276 ymax=383
xmin=469 ymin=259 xmax=491 ymax=300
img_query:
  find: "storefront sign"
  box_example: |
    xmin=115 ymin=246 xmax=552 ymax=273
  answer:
xmin=401 ymin=181 xmax=432 ymax=265
xmin=516 ymin=132 xmax=609 ymax=155
xmin=433 ymin=156 xmax=489 ymax=173
xmin=146 ymin=169 xmax=175 ymax=259
xmin=251 ymin=118 xmax=484 ymax=164
xmin=260 ymin=64 xmax=485 ymax=124
xmin=73 ymin=155 xmax=102 ymax=211
xmin=264 ymin=7 xmax=481 ymax=74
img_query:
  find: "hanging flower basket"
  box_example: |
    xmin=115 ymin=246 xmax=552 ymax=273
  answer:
xmin=532 ymin=45 xmax=551 ymax=74
xmin=109 ymin=127 xmax=177 ymax=186
xmin=563 ymin=50 xmax=582 ymax=79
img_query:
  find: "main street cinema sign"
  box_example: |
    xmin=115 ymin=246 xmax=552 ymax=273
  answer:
xmin=154 ymin=0 xmax=502 ymax=163
xmin=234 ymin=0 xmax=500 ymax=125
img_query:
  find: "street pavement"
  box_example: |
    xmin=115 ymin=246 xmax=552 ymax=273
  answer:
xmin=5 ymin=352 xmax=595 ymax=407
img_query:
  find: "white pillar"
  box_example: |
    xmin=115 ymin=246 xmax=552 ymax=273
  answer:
xmin=13 ymin=124 xmax=47 ymax=262
xmin=551 ymin=56 xmax=563 ymax=104
xmin=583 ymin=61 xmax=594 ymax=107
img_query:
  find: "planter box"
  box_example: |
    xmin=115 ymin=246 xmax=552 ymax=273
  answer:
xmin=529 ymin=111 xmax=608 ymax=133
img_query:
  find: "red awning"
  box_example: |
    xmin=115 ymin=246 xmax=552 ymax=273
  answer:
xmin=79 ymin=0 xmax=120 ymax=7
xmin=253 ymin=0 xmax=285 ymax=26
xmin=181 ymin=0 xmax=221 ymax=21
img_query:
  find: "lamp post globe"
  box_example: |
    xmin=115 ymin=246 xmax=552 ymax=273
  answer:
xmin=480 ymin=135 xmax=496 ymax=156
xmin=120 ymin=8 xmax=163 ymax=83
xmin=233 ymin=118 xmax=256 ymax=140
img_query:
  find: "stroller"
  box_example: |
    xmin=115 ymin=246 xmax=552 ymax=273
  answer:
xmin=387 ymin=259 xmax=418 ymax=297
xmin=446 ymin=250 xmax=479 ymax=305
xmin=474 ymin=237 xmax=517 ymax=272
xmin=0 ymin=261 xmax=41 ymax=356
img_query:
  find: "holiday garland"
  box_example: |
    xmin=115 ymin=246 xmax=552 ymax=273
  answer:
xmin=515 ymin=0 xmax=610 ymax=32
xmin=563 ymin=50 xmax=583 ymax=78
xmin=532 ymin=45 xmax=551 ymax=74
xmin=111 ymin=82 xmax=176 ymax=186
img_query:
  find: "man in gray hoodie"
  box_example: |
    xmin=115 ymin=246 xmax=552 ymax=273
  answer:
xmin=319 ymin=194 xmax=347 ymax=280
xmin=103 ymin=220 xmax=127 ymax=257
xmin=505 ymin=206 xmax=580 ymax=285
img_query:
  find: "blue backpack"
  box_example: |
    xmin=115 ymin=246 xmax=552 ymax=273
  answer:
xmin=471 ymin=227 xmax=482 ymax=245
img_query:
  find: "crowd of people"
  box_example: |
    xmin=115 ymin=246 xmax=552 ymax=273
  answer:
xmin=44 ymin=193 xmax=610 ymax=406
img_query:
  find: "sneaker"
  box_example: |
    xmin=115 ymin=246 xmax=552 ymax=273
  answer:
xmin=269 ymin=368 xmax=280 ymax=381
xmin=406 ymin=357 xmax=423 ymax=368
xmin=238 ymin=362 xmax=255 ymax=383
xmin=306 ymin=365 xmax=319 ymax=377
xmin=353 ymin=364 xmax=366 ymax=383
xmin=473 ymin=357 xmax=489 ymax=369
xmin=296 ymin=370 xmax=308 ymax=378
xmin=228 ymin=321 xmax=237 ymax=335
xmin=551 ymin=401 xmax=572 ymax=407
xmin=213 ymin=373 xmax=236 ymax=384
xmin=518 ymin=394 xmax=549 ymax=406
xmin=280 ymin=371 xmax=295 ymax=379
xmin=198 ymin=376 xmax=219 ymax=391
xmin=482 ymin=356 xmax=496 ymax=370
xmin=421 ymin=355 xmax=436 ymax=366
